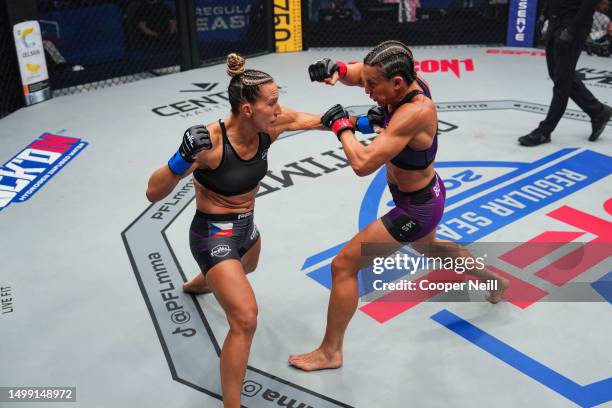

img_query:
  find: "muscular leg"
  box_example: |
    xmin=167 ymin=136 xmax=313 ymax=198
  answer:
xmin=289 ymin=219 xmax=402 ymax=371
xmin=183 ymin=238 xmax=261 ymax=294
xmin=206 ymin=259 xmax=258 ymax=408
xmin=289 ymin=218 xmax=511 ymax=371
xmin=182 ymin=272 xmax=210 ymax=294
xmin=241 ymin=237 xmax=262 ymax=273
xmin=412 ymin=230 xmax=509 ymax=303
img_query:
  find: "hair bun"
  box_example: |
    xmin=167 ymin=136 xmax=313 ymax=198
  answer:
xmin=226 ymin=53 xmax=246 ymax=77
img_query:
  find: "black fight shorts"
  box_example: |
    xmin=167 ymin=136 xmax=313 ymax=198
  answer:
xmin=189 ymin=210 xmax=259 ymax=273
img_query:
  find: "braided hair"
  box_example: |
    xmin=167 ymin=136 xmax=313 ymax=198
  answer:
xmin=363 ymin=40 xmax=416 ymax=84
xmin=226 ymin=53 xmax=274 ymax=115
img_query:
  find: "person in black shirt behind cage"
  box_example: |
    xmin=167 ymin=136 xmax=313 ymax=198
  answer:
xmin=519 ymin=0 xmax=612 ymax=146
xmin=132 ymin=0 xmax=177 ymax=50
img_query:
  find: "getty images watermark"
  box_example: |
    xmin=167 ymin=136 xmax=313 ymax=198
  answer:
xmin=371 ymin=252 xmax=493 ymax=292
xmin=359 ymin=242 xmax=611 ymax=303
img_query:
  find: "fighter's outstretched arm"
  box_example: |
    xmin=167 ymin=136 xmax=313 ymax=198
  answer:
xmin=269 ymin=106 xmax=327 ymax=141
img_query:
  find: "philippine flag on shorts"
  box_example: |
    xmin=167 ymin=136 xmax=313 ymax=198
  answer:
xmin=209 ymin=222 xmax=233 ymax=237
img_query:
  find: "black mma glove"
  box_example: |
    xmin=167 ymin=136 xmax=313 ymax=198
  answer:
xmin=367 ymin=106 xmax=385 ymax=128
xmin=356 ymin=106 xmax=385 ymax=134
xmin=168 ymin=125 xmax=212 ymax=175
xmin=308 ymin=58 xmax=347 ymax=82
xmin=321 ymin=104 xmax=355 ymax=140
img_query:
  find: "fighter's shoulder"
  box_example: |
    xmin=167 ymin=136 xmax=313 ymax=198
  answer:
xmin=202 ymin=120 xmax=221 ymax=142
xmin=393 ymin=100 xmax=434 ymax=132
xmin=192 ymin=121 xmax=223 ymax=165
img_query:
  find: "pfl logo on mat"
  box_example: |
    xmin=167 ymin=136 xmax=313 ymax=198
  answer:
xmin=0 ymin=133 xmax=88 ymax=212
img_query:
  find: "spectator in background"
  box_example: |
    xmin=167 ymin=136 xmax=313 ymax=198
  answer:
xmin=518 ymin=0 xmax=612 ymax=146
xmin=37 ymin=1 xmax=72 ymax=12
xmin=489 ymin=0 xmax=508 ymax=19
xmin=383 ymin=0 xmax=420 ymax=23
xmin=586 ymin=0 xmax=611 ymax=56
xmin=133 ymin=0 xmax=177 ymax=49
xmin=317 ymin=0 xmax=361 ymax=22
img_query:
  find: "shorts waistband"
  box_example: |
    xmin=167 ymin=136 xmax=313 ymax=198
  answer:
xmin=388 ymin=174 xmax=438 ymax=204
xmin=195 ymin=210 xmax=253 ymax=221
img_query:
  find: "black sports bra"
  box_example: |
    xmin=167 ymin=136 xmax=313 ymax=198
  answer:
xmin=194 ymin=119 xmax=271 ymax=196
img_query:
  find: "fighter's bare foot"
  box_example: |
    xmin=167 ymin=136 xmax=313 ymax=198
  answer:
xmin=288 ymin=348 xmax=343 ymax=371
xmin=182 ymin=276 xmax=211 ymax=295
xmin=485 ymin=277 xmax=509 ymax=304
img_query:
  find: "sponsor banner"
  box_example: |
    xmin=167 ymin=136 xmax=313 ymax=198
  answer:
xmin=414 ymin=58 xmax=474 ymax=78
xmin=0 ymin=134 xmax=88 ymax=213
xmin=13 ymin=21 xmax=51 ymax=105
xmin=151 ymin=82 xmax=287 ymax=119
xmin=274 ymin=0 xmax=302 ymax=53
xmin=195 ymin=0 xmax=253 ymax=43
xmin=436 ymin=150 xmax=609 ymax=242
xmin=151 ymin=82 xmax=229 ymax=118
xmin=506 ymin=0 xmax=538 ymax=47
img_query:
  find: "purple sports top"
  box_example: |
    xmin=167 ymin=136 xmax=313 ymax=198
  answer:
xmin=383 ymin=77 xmax=438 ymax=170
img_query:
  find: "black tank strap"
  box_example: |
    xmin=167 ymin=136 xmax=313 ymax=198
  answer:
xmin=218 ymin=119 xmax=230 ymax=145
xmin=415 ymin=77 xmax=431 ymax=98
xmin=398 ymin=89 xmax=424 ymax=105
xmin=258 ymin=132 xmax=271 ymax=147
xmin=387 ymin=90 xmax=423 ymax=115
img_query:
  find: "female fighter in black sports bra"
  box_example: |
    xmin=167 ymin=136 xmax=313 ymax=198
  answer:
xmin=146 ymin=53 xmax=322 ymax=408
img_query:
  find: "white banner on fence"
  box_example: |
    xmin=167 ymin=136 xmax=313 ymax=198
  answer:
xmin=13 ymin=20 xmax=51 ymax=106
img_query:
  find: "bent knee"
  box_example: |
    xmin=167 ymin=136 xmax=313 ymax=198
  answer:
xmin=229 ymin=308 xmax=258 ymax=335
xmin=331 ymin=252 xmax=348 ymax=272
xmin=331 ymin=252 xmax=357 ymax=280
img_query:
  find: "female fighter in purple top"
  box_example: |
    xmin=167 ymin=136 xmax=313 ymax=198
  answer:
xmin=289 ymin=40 xmax=509 ymax=371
